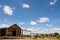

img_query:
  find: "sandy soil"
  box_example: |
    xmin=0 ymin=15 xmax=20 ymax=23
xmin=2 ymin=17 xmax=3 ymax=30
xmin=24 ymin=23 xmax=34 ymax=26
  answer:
xmin=0 ymin=38 xmax=58 ymax=40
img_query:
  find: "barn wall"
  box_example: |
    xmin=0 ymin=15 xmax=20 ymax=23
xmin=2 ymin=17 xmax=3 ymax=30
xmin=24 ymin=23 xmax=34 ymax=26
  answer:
xmin=6 ymin=25 xmax=22 ymax=36
xmin=0 ymin=28 xmax=6 ymax=36
xmin=0 ymin=24 xmax=23 ymax=37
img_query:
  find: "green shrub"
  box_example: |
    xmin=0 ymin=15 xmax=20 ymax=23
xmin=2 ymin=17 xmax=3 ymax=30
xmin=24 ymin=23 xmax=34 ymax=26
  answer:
xmin=56 ymin=35 xmax=60 ymax=40
xmin=34 ymin=34 xmax=38 ymax=39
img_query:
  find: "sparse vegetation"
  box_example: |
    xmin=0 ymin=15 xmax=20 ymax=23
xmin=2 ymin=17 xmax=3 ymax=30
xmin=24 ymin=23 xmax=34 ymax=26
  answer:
xmin=0 ymin=33 xmax=59 ymax=40
xmin=0 ymin=37 xmax=57 ymax=40
xmin=56 ymin=35 xmax=60 ymax=40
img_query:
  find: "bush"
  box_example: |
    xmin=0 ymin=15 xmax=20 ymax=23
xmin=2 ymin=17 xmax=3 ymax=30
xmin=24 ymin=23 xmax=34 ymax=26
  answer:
xmin=54 ymin=33 xmax=59 ymax=37
xmin=34 ymin=34 xmax=38 ymax=39
xmin=56 ymin=35 xmax=60 ymax=40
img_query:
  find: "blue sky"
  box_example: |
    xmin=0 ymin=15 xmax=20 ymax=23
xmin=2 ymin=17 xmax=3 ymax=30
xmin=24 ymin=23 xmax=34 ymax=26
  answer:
xmin=0 ymin=0 xmax=60 ymax=34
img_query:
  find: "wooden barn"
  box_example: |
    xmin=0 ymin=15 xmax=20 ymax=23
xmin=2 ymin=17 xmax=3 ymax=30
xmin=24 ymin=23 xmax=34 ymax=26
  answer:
xmin=0 ymin=24 xmax=23 ymax=37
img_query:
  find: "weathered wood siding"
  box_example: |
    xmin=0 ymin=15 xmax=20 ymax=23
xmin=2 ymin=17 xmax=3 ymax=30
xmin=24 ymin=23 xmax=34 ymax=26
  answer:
xmin=0 ymin=24 xmax=23 ymax=37
xmin=6 ymin=24 xmax=22 ymax=36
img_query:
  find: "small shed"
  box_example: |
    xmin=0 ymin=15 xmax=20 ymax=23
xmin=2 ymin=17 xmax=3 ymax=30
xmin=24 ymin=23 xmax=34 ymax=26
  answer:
xmin=0 ymin=24 xmax=23 ymax=36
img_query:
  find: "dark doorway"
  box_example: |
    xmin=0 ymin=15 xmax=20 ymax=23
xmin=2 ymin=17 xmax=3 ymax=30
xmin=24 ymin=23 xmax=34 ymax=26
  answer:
xmin=12 ymin=30 xmax=16 ymax=36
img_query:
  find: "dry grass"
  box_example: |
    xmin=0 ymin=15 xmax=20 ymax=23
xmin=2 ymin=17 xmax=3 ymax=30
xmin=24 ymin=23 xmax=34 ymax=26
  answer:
xmin=0 ymin=37 xmax=58 ymax=40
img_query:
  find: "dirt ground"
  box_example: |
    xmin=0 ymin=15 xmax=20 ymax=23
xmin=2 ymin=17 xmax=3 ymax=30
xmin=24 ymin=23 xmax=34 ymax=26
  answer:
xmin=0 ymin=37 xmax=58 ymax=40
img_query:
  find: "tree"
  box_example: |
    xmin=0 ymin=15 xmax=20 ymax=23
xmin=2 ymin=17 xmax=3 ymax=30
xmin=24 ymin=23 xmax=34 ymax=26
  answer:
xmin=54 ymin=32 xmax=59 ymax=37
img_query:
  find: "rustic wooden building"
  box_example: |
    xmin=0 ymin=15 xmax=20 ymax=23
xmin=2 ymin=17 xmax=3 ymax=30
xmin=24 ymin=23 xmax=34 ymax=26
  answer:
xmin=0 ymin=24 xmax=23 ymax=36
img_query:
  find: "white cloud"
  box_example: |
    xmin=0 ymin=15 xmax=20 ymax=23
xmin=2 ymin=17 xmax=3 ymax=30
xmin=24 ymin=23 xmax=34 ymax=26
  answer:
xmin=39 ymin=30 xmax=50 ymax=34
xmin=27 ymin=27 xmax=41 ymax=33
xmin=53 ymin=28 xmax=60 ymax=31
xmin=38 ymin=28 xmax=57 ymax=34
xmin=27 ymin=26 xmax=60 ymax=34
xmin=0 ymin=5 xmax=2 ymax=7
xmin=49 ymin=0 xmax=57 ymax=5
xmin=46 ymin=24 xmax=53 ymax=27
xmin=27 ymin=27 xmax=32 ymax=30
xmin=30 ymin=21 xmax=37 ymax=25
xmin=0 ymin=24 xmax=10 ymax=28
xmin=51 ymin=28 xmax=60 ymax=33
xmin=22 ymin=3 xmax=30 ymax=8
xmin=12 ymin=7 xmax=16 ymax=10
xmin=19 ymin=22 xmax=25 ymax=25
xmin=37 ymin=17 xmax=50 ymax=23
xmin=3 ymin=6 xmax=13 ymax=15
